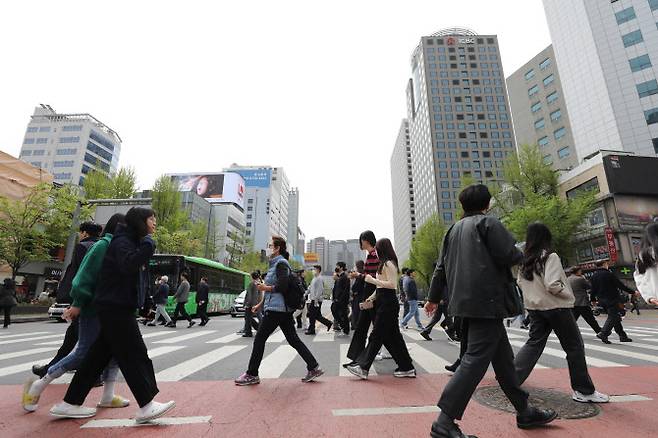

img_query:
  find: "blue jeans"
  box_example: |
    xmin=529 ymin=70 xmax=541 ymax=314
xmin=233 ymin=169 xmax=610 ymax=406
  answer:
xmin=401 ymin=300 xmax=423 ymax=328
xmin=47 ymin=314 xmax=119 ymax=381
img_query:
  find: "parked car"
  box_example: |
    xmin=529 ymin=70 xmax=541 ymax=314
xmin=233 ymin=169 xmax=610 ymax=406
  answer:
xmin=48 ymin=303 xmax=69 ymax=321
xmin=230 ymin=290 xmax=247 ymax=317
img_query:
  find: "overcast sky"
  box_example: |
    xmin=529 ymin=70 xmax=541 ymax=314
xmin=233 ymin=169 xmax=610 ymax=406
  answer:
xmin=0 ymin=0 xmax=551 ymax=244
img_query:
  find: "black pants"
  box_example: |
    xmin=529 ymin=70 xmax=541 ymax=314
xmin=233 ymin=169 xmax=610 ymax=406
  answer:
xmin=247 ymin=311 xmax=318 ymax=376
xmin=243 ymin=306 xmax=260 ymax=335
xmin=307 ymin=302 xmax=332 ymax=333
xmin=1 ymin=305 xmax=13 ymax=327
xmin=347 ymin=306 xmax=374 ymax=361
xmin=356 ymin=289 xmax=413 ymax=371
xmin=572 ymin=306 xmax=601 ymax=333
xmin=600 ymin=304 xmax=628 ymax=339
xmin=514 ymin=309 xmax=595 ymax=395
xmin=196 ymin=302 xmax=209 ymax=324
xmin=422 ymin=304 xmax=453 ymax=334
xmin=64 ymin=309 xmax=159 ymax=408
xmin=47 ymin=320 xmax=79 ymax=368
xmin=438 ymin=318 xmax=528 ymax=420
xmin=331 ymin=302 xmax=349 ymax=334
xmin=172 ymin=302 xmax=192 ymax=323
xmin=351 ymin=297 xmax=361 ymax=330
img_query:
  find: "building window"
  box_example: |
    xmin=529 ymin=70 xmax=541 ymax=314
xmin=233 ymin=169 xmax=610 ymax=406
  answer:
xmin=622 ymin=29 xmax=644 ymax=48
xmin=615 ymin=7 xmax=636 ymax=25
xmin=528 ymin=85 xmax=539 ymax=96
xmin=53 ymin=160 xmax=74 ymax=168
xmin=32 ymin=149 xmax=45 ymax=156
xmin=84 ymin=153 xmax=110 ymax=172
xmin=62 ymin=125 xmax=83 ymax=132
xmin=53 ymin=172 xmax=72 ymax=180
xmin=542 ymin=74 xmax=555 ymax=87
xmin=39 ymin=126 xmax=51 ymax=132
xmin=56 ymin=148 xmax=77 ymax=155
xmin=557 ymin=146 xmax=571 ymax=159
xmin=89 ymin=131 xmax=116 ymax=151
xmin=36 ymin=138 xmax=48 ymax=144
xmin=23 ymin=138 xmax=35 ymax=144
xmin=534 ymin=118 xmax=545 ymax=130
xmin=86 ymin=141 xmax=113 ymax=161
xmin=652 ymin=137 xmax=658 ymax=153
xmin=27 ymin=127 xmax=38 ymax=133
xmin=531 ymin=101 xmax=542 ymax=113
xmin=443 ymin=212 xmax=453 ymax=222
xmin=645 ymin=107 xmax=658 ymax=124
xmin=546 ymin=91 xmax=558 ymax=104
xmin=550 ymin=109 xmax=562 ymax=122
xmin=539 ymin=58 xmax=551 ymax=70
xmin=637 ymin=79 xmax=658 ymax=98
xmin=629 ymin=54 xmax=652 ymax=72
xmin=59 ymin=136 xmax=80 ymax=143
xmin=524 ymin=69 xmax=535 ymax=80
xmin=30 ymin=161 xmax=42 ymax=167
xmin=651 ymin=0 xmax=658 ymax=11
xmin=543 ymin=154 xmax=553 ymax=165
xmin=442 ymin=202 xmax=451 ymax=209
xmin=554 ymin=127 xmax=566 ymax=140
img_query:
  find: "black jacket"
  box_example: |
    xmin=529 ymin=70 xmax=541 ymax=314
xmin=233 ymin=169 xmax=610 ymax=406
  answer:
xmin=351 ymin=275 xmax=366 ymax=302
xmin=56 ymin=237 xmax=99 ymax=303
xmin=332 ymin=272 xmax=350 ymax=305
xmin=589 ymin=268 xmax=634 ymax=306
xmin=429 ymin=214 xmax=523 ymax=319
xmin=196 ymin=281 xmax=209 ymax=303
xmin=154 ymin=283 xmax=170 ymax=305
xmin=93 ymin=228 xmax=155 ymax=311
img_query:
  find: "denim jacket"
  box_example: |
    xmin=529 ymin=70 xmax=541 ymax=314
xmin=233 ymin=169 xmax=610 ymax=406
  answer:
xmin=263 ymin=255 xmax=291 ymax=312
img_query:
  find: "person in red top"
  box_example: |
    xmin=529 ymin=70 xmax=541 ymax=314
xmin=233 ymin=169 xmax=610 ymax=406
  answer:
xmin=344 ymin=231 xmax=379 ymax=367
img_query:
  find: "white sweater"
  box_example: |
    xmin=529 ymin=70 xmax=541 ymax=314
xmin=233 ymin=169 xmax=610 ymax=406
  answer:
xmin=365 ymin=261 xmax=398 ymax=290
xmin=517 ymin=252 xmax=575 ymax=311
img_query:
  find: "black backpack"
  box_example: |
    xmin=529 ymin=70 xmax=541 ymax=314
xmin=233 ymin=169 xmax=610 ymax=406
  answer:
xmin=283 ymin=267 xmax=306 ymax=311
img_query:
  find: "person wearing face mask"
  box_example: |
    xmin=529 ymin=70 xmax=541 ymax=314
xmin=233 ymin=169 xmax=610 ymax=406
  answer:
xmin=331 ymin=262 xmax=351 ymax=336
xmin=305 ymin=265 xmax=333 ymax=335
xmin=235 ymin=236 xmax=324 ymax=386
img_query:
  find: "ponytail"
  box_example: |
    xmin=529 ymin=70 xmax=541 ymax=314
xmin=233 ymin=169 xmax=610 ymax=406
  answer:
xmin=272 ymin=236 xmax=290 ymax=260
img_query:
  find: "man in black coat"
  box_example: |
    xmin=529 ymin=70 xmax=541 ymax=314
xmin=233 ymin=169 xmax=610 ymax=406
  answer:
xmin=590 ymin=260 xmax=639 ymax=344
xmin=33 ymin=222 xmax=102 ymax=378
xmin=424 ymin=184 xmax=556 ymax=438
xmin=196 ymin=276 xmax=210 ymax=326
xmin=331 ymin=262 xmax=350 ymax=335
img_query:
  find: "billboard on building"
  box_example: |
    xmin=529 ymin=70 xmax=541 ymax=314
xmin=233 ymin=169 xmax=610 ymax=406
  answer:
xmin=230 ymin=168 xmax=272 ymax=188
xmin=169 ymin=172 xmax=245 ymax=209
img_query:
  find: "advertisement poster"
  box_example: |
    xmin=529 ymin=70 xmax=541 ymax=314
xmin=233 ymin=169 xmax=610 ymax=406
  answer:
xmin=615 ymin=195 xmax=658 ymax=229
xmin=604 ymin=227 xmax=617 ymax=264
xmin=231 ymin=168 xmax=272 ymax=188
xmin=169 ymin=172 xmax=245 ymax=209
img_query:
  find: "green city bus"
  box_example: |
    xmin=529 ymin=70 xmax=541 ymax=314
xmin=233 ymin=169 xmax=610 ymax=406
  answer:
xmin=149 ymin=255 xmax=250 ymax=316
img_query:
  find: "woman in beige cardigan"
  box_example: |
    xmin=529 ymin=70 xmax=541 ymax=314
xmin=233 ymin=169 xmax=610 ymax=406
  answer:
xmin=514 ymin=223 xmax=608 ymax=404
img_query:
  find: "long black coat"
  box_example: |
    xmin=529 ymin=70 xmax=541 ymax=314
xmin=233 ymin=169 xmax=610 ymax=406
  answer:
xmin=590 ymin=268 xmax=634 ymax=306
xmin=429 ymin=214 xmax=522 ymax=319
xmin=56 ymin=237 xmax=99 ymax=303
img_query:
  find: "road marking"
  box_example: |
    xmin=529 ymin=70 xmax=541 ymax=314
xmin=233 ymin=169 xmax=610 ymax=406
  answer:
xmin=622 ymin=328 xmax=658 ymax=336
xmin=0 ymin=347 xmax=58 ymax=361
xmin=153 ymin=330 xmax=217 ymax=344
xmin=0 ymin=356 xmax=54 ymax=377
xmin=0 ymin=331 xmax=51 ymax=339
xmin=508 ymin=340 xmax=625 ymax=368
xmin=35 ymin=341 xmax=66 ymax=346
xmin=259 ymin=345 xmax=298 ymax=378
xmin=266 ymin=329 xmax=286 ymax=343
xmin=338 ymin=344 xmax=377 ymax=377
xmin=609 ymin=395 xmax=653 ymax=402
xmin=548 ymin=339 xmax=658 ymax=363
xmin=312 ymin=331 xmax=335 ymax=342
xmin=406 ymin=343 xmax=450 ymax=373
xmin=206 ymin=333 xmax=242 ymax=344
xmin=402 ymin=330 xmax=425 ymax=341
xmin=626 ymin=326 xmax=658 ymax=333
xmin=141 ymin=331 xmax=174 ymax=339
xmin=0 ymin=334 xmax=63 ymax=345
xmin=332 ymin=405 xmax=440 ymax=416
xmin=81 ymin=416 xmax=212 ymax=428
xmin=156 ymin=345 xmax=245 ymax=382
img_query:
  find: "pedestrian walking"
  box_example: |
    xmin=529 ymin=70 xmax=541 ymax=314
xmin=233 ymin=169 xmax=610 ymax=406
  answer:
xmin=242 ymin=272 xmax=262 ymax=337
xmin=196 ymin=276 xmax=210 ymax=326
xmin=49 ymin=207 xmax=175 ymax=423
xmin=590 ymin=260 xmax=639 ymax=344
xmin=513 ymin=223 xmax=609 ymax=404
xmin=399 ymin=267 xmax=410 ymax=319
xmin=293 ymin=270 xmax=309 ymax=330
xmin=420 ymin=283 xmax=456 ymax=341
xmin=331 ymin=262 xmax=351 ymax=335
xmin=31 ymin=222 xmax=102 ymax=377
xmin=305 ymin=265 xmax=332 ymax=335
xmin=567 ymin=267 xmax=601 ymax=333
xmin=634 ymin=222 xmax=658 ymax=308
xmin=22 ymin=214 xmax=130 ymax=412
xmin=0 ymin=278 xmax=18 ymax=328
xmin=345 ymin=238 xmax=416 ymax=380
xmin=424 ymin=184 xmax=556 ymax=438
xmin=350 ymin=260 xmax=366 ymax=330
xmin=400 ymin=269 xmax=424 ymax=330
xmin=234 ymin=236 xmax=323 ymax=386
xmin=148 ymin=276 xmax=172 ymax=326
xmin=170 ymin=272 xmax=195 ymax=328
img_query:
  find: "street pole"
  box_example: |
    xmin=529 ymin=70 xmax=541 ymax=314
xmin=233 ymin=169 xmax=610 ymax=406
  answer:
xmin=62 ymin=200 xmax=81 ymax=268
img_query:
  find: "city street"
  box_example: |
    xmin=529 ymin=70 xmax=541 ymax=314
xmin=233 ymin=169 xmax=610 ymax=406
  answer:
xmin=1 ymin=310 xmax=658 ymax=437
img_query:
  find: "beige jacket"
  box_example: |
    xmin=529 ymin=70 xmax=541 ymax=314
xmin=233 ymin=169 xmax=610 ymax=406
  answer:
xmin=518 ymin=252 xmax=575 ymax=311
xmin=365 ymin=261 xmax=398 ymax=300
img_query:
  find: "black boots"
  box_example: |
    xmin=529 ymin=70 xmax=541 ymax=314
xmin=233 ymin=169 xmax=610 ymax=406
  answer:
xmin=516 ymin=407 xmax=558 ymax=429
xmin=430 ymin=413 xmax=477 ymax=438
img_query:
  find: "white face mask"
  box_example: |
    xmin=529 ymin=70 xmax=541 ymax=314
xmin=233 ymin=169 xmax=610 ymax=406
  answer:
xmin=265 ymin=247 xmax=273 ymax=258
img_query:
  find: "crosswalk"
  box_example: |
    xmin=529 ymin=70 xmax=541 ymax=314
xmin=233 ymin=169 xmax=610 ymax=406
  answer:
xmin=1 ymin=322 xmax=658 ymax=385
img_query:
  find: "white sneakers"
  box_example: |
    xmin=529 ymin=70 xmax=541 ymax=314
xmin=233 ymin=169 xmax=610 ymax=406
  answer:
xmin=50 ymin=402 xmax=97 ymax=419
xmin=135 ymin=400 xmax=176 ymax=424
xmin=572 ymin=390 xmax=610 ymax=403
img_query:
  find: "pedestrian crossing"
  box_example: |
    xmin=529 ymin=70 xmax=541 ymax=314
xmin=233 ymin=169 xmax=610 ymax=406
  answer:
xmin=3 ymin=321 xmax=658 ymax=385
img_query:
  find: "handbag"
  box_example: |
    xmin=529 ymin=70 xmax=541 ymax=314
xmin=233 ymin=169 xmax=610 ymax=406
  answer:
xmin=504 ymin=275 xmax=524 ymax=317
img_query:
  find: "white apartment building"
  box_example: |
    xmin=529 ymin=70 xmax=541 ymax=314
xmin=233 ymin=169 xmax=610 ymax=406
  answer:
xmin=390 ymin=119 xmax=416 ymax=264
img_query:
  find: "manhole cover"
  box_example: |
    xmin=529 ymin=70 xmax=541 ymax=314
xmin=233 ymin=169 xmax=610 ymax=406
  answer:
xmin=473 ymin=386 xmax=600 ymax=420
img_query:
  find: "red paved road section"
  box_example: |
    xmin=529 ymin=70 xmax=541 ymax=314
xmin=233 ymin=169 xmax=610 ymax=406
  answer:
xmin=2 ymin=367 xmax=658 ymax=437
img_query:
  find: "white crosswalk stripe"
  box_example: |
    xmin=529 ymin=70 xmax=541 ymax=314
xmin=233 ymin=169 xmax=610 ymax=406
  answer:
xmin=259 ymin=345 xmax=299 ymax=378
xmin=266 ymin=329 xmax=286 ymax=343
xmin=35 ymin=341 xmax=66 ymax=346
xmin=153 ymin=330 xmax=217 ymax=344
xmin=207 ymin=333 xmax=243 ymax=344
xmin=140 ymin=331 xmax=174 ymax=340
xmin=548 ymin=339 xmax=658 ymax=363
xmin=0 ymin=347 xmax=58 ymax=362
xmin=507 ymin=340 xmax=626 ymax=368
xmin=627 ymin=326 xmax=658 ymax=333
xmin=0 ymin=334 xmax=63 ymax=345
xmin=312 ymin=331 xmax=335 ymax=342
xmin=0 ymin=331 xmax=51 ymax=339
xmin=338 ymin=344 xmax=376 ymax=376
xmin=407 ymin=343 xmax=450 ymax=373
xmin=0 ymin=356 xmax=54 ymax=377
xmin=402 ymin=330 xmax=425 ymax=341
xmin=156 ymin=345 xmax=246 ymax=381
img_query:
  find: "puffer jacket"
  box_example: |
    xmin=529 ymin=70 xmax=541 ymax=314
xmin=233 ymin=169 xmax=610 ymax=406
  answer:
xmin=262 ymin=255 xmax=292 ymax=312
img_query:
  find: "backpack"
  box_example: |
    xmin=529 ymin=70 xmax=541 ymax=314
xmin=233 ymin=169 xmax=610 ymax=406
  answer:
xmin=283 ymin=267 xmax=306 ymax=311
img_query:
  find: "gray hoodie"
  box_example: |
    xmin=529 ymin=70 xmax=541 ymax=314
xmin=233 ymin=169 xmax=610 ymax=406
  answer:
xmin=174 ymin=280 xmax=190 ymax=303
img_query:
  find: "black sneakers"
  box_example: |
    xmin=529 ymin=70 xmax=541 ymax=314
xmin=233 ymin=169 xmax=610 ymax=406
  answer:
xmin=516 ymin=407 xmax=558 ymax=429
xmin=430 ymin=420 xmax=477 ymax=438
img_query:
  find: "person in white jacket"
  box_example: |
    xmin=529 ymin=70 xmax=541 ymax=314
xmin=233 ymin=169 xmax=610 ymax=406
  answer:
xmin=304 ymin=265 xmax=332 ymax=334
xmin=514 ymin=223 xmax=609 ymax=404
xmin=635 ymin=223 xmax=658 ymax=306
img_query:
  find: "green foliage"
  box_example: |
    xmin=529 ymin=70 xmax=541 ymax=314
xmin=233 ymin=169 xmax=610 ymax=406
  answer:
xmin=46 ymin=184 xmax=94 ymax=248
xmin=407 ymin=214 xmax=446 ymax=288
xmin=235 ymin=251 xmax=268 ymax=275
xmin=83 ymin=167 xmax=137 ymax=200
xmin=225 ymin=228 xmax=252 ymax=268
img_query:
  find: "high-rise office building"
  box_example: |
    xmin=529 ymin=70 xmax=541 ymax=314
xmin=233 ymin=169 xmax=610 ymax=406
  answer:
xmin=18 ymin=105 xmax=121 ymax=186
xmin=307 ymin=237 xmax=329 ymax=272
xmin=406 ymin=28 xmax=516 ymax=226
xmin=543 ymin=0 xmax=658 ymax=160
xmin=390 ymin=119 xmax=416 ymax=263
xmin=287 ymin=188 xmax=300 ymax=256
xmin=507 ymin=45 xmax=578 ymax=170
xmin=224 ymin=165 xmax=290 ymax=252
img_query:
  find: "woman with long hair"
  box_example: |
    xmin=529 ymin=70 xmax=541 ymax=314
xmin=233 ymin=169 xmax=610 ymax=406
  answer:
xmin=513 ymin=222 xmax=608 ymax=403
xmin=235 ymin=236 xmax=323 ymax=385
xmin=49 ymin=207 xmax=176 ymax=423
xmin=346 ymin=238 xmax=415 ymax=379
xmin=634 ymin=222 xmax=658 ymax=306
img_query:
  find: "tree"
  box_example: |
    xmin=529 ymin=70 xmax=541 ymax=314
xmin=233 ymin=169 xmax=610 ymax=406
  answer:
xmin=407 ymin=214 xmax=446 ymax=288
xmin=235 ymin=251 xmax=268 ymax=274
xmin=82 ymin=167 xmax=137 ymax=200
xmin=225 ymin=228 xmax=251 ymax=268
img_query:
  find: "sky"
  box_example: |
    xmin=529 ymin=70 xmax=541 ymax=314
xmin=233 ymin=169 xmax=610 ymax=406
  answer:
xmin=0 ymin=0 xmax=552 ymax=244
